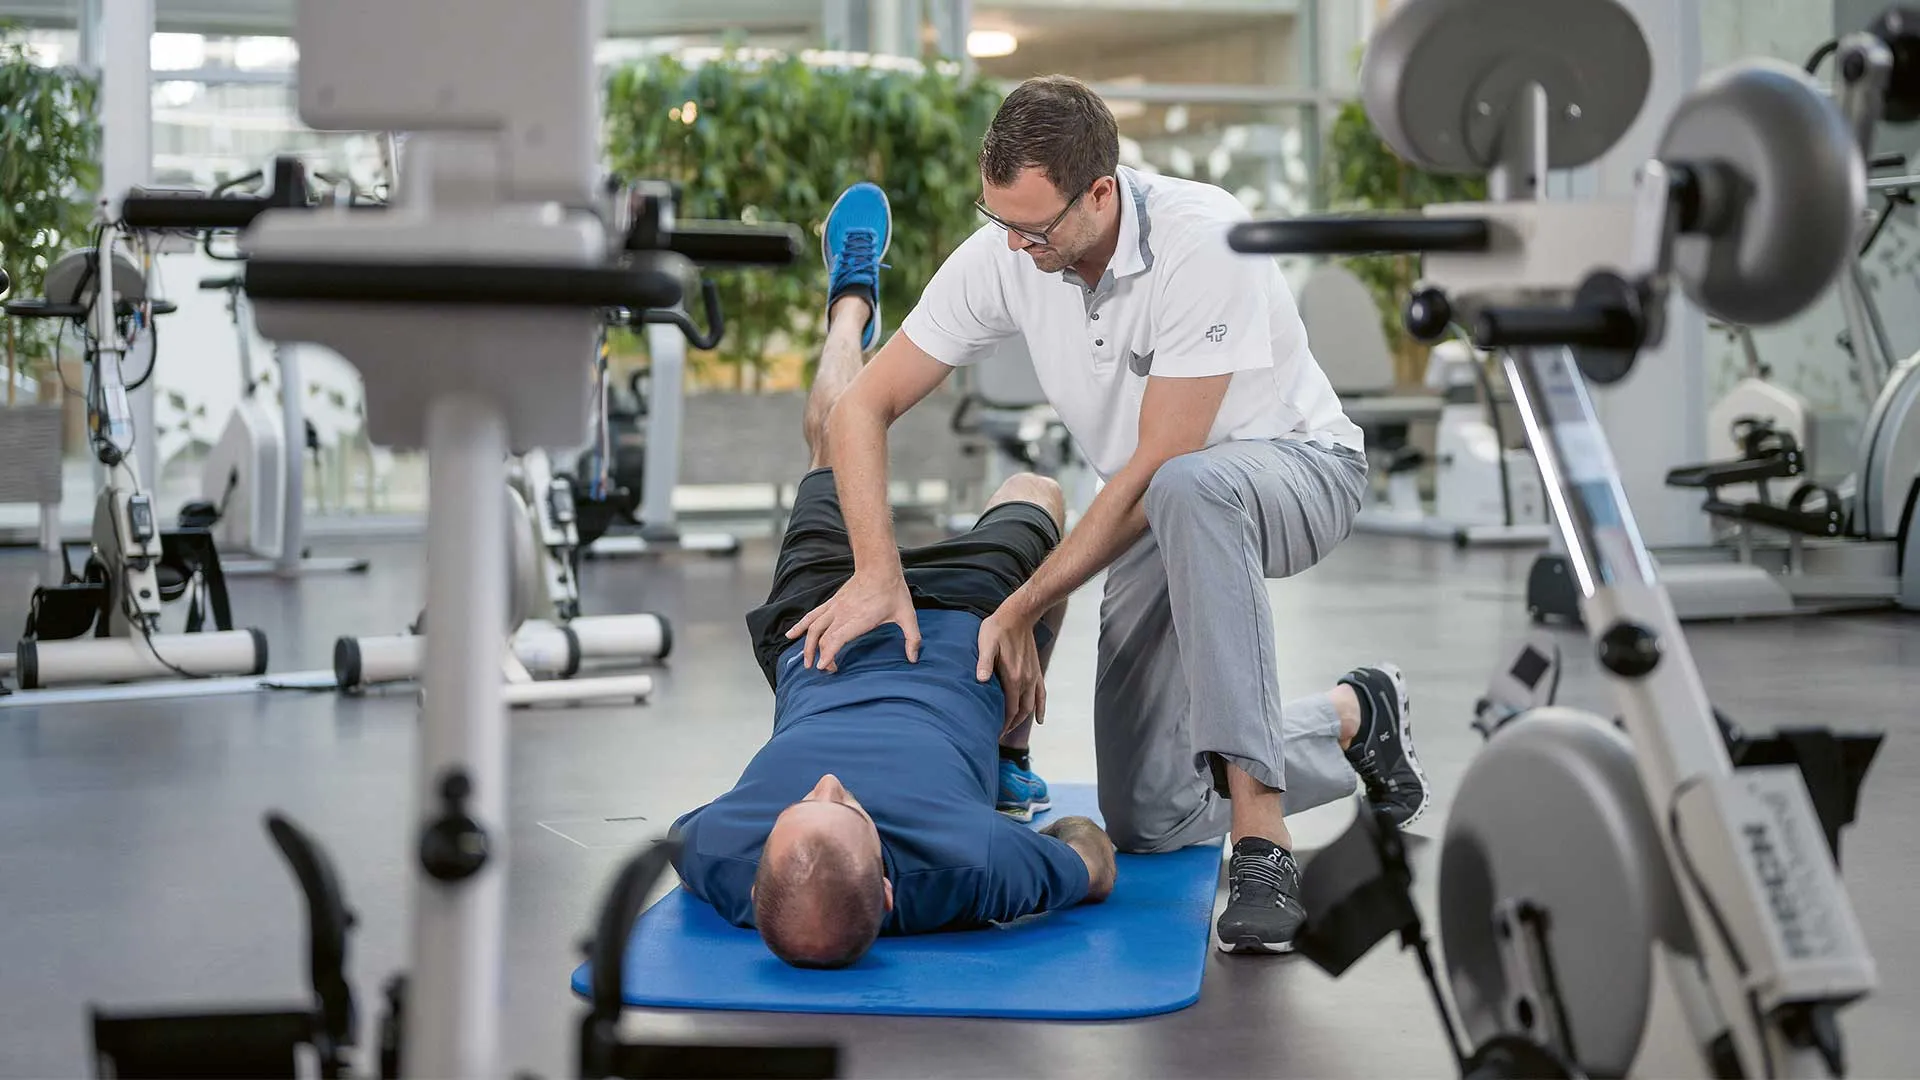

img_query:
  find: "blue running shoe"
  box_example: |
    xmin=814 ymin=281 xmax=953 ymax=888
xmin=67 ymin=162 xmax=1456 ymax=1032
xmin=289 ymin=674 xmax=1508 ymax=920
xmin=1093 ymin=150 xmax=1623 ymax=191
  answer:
xmin=997 ymin=758 xmax=1038 ymax=822
xmin=1012 ymin=761 xmax=1050 ymax=812
xmin=823 ymin=182 xmax=892 ymax=350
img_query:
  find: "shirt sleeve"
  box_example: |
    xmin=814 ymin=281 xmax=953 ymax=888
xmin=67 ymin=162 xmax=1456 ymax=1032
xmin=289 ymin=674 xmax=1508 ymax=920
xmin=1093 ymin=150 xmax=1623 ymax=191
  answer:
xmin=1148 ymin=212 xmax=1277 ymax=380
xmin=669 ymin=809 xmax=759 ymax=928
xmin=965 ymin=816 xmax=1093 ymax=925
xmin=899 ymin=225 xmax=1019 ymax=368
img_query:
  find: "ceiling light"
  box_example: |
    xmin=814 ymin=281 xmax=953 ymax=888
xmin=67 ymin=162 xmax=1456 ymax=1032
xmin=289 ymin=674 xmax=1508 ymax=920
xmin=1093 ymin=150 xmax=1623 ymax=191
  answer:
xmin=967 ymin=30 xmax=1018 ymax=58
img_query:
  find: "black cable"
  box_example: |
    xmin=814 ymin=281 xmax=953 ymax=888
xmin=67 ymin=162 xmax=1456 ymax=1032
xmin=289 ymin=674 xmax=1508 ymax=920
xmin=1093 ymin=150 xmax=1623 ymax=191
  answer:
xmin=102 ymin=478 xmax=207 ymax=682
xmin=1518 ymin=905 xmax=1581 ymax=1067
xmin=1668 ymin=776 xmax=1776 ymax=1080
xmin=54 ymin=321 xmax=80 ymax=398
xmin=1460 ymin=330 xmax=1521 ymax=526
xmin=120 ymin=311 xmax=159 ymax=391
xmin=1806 ymin=38 xmax=1839 ymax=74
xmin=1860 ymin=191 xmax=1913 ymax=257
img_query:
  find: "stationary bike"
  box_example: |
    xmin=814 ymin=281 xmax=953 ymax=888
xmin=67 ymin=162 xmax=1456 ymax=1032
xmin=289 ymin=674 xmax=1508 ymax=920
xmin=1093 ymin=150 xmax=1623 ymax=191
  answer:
xmin=1232 ymin=0 xmax=1897 ymax=1075
xmin=176 ymin=157 xmax=373 ymax=578
xmin=1 ymin=224 xmax=266 ymax=692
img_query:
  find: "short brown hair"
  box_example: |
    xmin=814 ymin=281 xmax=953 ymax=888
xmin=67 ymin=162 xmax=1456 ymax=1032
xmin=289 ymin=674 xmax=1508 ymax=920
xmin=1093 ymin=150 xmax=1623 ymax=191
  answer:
xmin=979 ymin=75 xmax=1119 ymax=197
xmin=753 ymin=832 xmax=887 ymax=969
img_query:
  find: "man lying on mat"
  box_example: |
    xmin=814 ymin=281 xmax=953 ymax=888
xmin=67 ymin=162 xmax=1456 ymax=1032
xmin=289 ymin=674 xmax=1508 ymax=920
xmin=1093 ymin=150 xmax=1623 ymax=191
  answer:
xmin=670 ymin=185 xmax=1414 ymax=969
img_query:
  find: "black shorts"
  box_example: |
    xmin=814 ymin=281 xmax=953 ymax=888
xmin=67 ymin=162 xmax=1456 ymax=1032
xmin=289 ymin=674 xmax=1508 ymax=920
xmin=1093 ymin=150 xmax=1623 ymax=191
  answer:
xmin=745 ymin=468 xmax=1062 ymax=687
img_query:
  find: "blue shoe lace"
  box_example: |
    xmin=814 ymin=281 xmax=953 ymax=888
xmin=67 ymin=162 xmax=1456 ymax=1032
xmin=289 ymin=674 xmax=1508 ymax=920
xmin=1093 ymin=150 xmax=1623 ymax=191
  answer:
xmin=832 ymin=228 xmax=888 ymax=286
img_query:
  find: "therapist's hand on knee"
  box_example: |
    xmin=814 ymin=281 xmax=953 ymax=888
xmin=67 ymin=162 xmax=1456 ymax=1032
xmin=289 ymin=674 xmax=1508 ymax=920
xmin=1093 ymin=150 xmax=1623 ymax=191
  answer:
xmin=788 ymin=568 xmax=922 ymax=671
xmin=979 ymin=610 xmax=1043 ymax=731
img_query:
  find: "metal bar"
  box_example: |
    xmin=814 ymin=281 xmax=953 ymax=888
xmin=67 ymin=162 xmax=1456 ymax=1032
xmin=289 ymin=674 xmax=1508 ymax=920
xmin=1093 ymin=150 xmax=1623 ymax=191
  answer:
xmin=405 ymin=393 xmax=509 ymax=1080
xmin=149 ymin=66 xmax=293 ymax=86
xmin=276 ymin=344 xmax=305 ymax=577
xmin=639 ymin=322 xmax=685 ymax=541
xmin=0 ymin=669 xmax=338 ymax=708
xmin=1868 ymin=172 xmax=1920 ymax=191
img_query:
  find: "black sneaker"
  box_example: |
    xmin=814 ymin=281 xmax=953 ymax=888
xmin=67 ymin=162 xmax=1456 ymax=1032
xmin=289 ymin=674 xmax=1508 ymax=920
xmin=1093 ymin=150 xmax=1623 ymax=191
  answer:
xmin=1216 ymin=837 xmax=1307 ymax=954
xmin=1341 ymin=664 xmax=1431 ymax=828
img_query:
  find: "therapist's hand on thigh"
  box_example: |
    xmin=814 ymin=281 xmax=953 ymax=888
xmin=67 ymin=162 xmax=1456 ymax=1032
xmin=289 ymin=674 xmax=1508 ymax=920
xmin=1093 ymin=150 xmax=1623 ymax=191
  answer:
xmin=980 ymin=609 xmax=1044 ymax=732
xmin=788 ymin=568 xmax=922 ymax=671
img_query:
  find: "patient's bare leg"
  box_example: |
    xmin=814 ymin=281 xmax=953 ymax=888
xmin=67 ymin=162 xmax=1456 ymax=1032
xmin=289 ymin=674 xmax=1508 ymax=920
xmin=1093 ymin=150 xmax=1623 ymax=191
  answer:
xmin=803 ymin=295 xmax=873 ymax=470
xmin=984 ymin=472 xmax=1068 ymax=752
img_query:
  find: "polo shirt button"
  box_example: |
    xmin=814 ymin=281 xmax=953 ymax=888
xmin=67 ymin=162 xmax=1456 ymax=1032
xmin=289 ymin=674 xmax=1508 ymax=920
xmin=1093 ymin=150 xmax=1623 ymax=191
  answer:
xmin=1091 ymin=313 xmax=1100 ymax=320
xmin=1095 ymin=339 xmax=1105 ymax=346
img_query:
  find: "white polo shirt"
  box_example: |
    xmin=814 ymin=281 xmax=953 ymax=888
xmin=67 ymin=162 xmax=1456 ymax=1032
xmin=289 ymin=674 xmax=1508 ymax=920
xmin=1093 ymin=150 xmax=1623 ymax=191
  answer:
xmin=900 ymin=166 xmax=1362 ymax=479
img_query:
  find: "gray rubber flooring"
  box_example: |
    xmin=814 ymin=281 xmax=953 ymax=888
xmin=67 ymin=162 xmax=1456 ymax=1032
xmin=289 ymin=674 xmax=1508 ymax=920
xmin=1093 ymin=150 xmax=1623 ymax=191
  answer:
xmin=1 ymin=526 xmax=1916 ymax=1078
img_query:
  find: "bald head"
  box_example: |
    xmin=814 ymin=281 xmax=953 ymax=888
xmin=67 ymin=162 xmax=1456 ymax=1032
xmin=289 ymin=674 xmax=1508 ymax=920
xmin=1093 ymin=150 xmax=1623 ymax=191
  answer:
xmin=753 ymin=778 xmax=892 ymax=968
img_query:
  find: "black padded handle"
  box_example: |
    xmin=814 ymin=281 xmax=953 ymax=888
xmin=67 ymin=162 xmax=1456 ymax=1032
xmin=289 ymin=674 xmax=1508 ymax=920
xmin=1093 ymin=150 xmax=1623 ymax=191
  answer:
xmin=122 ymin=195 xmax=272 ymax=231
xmin=1473 ymin=306 xmax=1641 ymax=349
xmin=656 ymin=222 xmax=804 ymax=267
xmin=3 ymin=298 xmax=174 ymax=318
xmin=244 ymin=251 xmax=689 ymax=310
xmin=640 ymin=278 xmax=726 ymax=349
xmin=1228 ymin=216 xmax=1492 ymax=255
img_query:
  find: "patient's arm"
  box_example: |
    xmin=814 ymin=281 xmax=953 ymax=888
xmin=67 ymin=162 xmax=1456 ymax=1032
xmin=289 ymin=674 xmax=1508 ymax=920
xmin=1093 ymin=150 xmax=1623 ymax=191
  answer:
xmin=1039 ymin=815 xmax=1116 ymax=903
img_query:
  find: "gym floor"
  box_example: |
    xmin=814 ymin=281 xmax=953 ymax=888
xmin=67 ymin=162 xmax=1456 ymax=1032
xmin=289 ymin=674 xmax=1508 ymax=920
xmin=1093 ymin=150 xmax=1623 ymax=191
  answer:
xmin=1 ymin=525 xmax=1917 ymax=1079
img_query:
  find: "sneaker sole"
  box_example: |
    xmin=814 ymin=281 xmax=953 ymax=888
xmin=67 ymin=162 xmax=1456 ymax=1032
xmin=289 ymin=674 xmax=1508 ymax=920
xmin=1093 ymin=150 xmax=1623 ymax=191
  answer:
xmin=1027 ymin=796 xmax=1052 ymax=812
xmin=1216 ymin=934 xmax=1294 ymax=955
xmin=997 ymin=804 xmax=1035 ymax=823
xmin=1376 ymin=663 xmax=1432 ymax=829
xmin=821 ymin=184 xmax=894 ymax=269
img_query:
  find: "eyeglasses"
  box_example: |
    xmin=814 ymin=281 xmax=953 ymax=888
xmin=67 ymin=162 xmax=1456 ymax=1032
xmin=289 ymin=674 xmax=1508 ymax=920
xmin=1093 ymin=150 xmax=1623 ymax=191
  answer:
xmin=976 ymin=189 xmax=1085 ymax=246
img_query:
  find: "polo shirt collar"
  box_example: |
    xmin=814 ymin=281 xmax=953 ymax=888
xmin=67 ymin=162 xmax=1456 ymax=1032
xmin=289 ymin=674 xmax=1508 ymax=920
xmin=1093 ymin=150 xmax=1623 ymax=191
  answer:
xmin=1062 ymin=167 xmax=1155 ymax=293
xmin=1108 ymin=166 xmax=1156 ymax=280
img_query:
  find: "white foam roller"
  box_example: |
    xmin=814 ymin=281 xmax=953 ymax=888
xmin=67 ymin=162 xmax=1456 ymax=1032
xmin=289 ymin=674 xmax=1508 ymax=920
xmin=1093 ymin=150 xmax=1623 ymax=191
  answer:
xmin=17 ymin=629 xmax=268 ymax=689
xmin=338 ymin=626 xmax=600 ymax=691
xmin=557 ymin=613 xmax=670 ymax=660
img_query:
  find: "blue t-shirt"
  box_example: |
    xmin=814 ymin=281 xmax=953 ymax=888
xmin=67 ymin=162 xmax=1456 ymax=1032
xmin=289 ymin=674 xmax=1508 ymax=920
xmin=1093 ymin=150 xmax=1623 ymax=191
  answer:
xmin=672 ymin=608 xmax=1090 ymax=933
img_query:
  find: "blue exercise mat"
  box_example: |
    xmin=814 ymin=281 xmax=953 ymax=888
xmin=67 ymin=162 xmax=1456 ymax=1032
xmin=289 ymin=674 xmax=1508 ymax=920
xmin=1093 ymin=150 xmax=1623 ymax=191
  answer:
xmin=569 ymin=784 xmax=1222 ymax=1020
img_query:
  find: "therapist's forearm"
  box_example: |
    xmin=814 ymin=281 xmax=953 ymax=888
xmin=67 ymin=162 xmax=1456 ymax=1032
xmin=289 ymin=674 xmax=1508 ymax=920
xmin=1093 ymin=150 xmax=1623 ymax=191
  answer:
xmin=1001 ymin=465 xmax=1154 ymax=621
xmin=824 ymin=393 xmax=905 ymax=574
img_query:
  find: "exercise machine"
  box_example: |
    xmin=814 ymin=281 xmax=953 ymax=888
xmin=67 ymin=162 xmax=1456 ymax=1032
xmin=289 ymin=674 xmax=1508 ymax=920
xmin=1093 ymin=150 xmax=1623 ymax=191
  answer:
xmin=178 ymin=157 xmax=373 ymax=578
xmin=945 ymin=334 xmax=1093 ymax=530
xmin=572 ymin=261 xmax=741 ymax=556
xmin=328 ymin=174 xmax=693 ymax=708
xmin=1 ymin=228 xmax=268 ymax=697
xmin=331 ymin=443 xmax=674 ymax=708
xmin=106 ymin=3 xmax=819 ymax=1075
xmin=188 ymin=264 xmax=370 ymax=578
xmin=1231 ymin=0 xmax=1889 ymax=1074
xmin=1301 ymin=263 xmax=1550 ymax=547
xmin=1527 ymin=13 xmax=1920 ymax=623
xmin=576 ymin=213 xmax=746 ymax=559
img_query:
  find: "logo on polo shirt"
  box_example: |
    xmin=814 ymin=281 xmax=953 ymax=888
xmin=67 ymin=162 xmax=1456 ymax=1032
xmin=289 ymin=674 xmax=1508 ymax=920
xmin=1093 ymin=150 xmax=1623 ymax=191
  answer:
xmin=1206 ymin=323 xmax=1228 ymax=343
xmin=1128 ymin=349 xmax=1154 ymax=376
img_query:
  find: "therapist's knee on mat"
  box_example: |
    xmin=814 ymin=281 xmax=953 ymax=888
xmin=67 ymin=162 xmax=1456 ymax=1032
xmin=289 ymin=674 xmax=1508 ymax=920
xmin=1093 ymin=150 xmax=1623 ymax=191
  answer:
xmin=1099 ymin=789 xmax=1224 ymax=855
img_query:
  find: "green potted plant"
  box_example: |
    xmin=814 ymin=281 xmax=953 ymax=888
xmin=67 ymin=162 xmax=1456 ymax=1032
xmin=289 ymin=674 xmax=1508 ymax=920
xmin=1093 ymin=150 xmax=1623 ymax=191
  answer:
xmin=603 ymin=50 xmax=1002 ymax=389
xmin=0 ymin=25 xmax=100 ymax=536
xmin=1323 ymin=98 xmax=1485 ymax=385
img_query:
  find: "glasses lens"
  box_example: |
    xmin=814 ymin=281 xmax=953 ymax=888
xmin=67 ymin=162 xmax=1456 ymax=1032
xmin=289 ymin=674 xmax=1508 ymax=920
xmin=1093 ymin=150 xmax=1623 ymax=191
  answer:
xmin=978 ymin=203 xmax=1051 ymax=246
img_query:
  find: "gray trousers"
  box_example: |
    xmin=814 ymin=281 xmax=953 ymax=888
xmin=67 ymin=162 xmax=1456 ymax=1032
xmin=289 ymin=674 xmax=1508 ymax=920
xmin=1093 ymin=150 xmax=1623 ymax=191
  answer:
xmin=1096 ymin=438 xmax=1370 ymax=853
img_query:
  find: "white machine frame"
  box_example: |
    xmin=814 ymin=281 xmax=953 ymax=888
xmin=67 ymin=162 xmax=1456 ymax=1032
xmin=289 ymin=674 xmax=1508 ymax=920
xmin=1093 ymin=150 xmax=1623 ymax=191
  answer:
xmin=1 ymin=224 xmax=268 ymax=703
xmin=1232 ymin=3 xmax=1889 ymax=1073
xmin=195 ymin=271 xmax=370 ymax=578
xmin=332 ymin=446 xmax=669 ymax=709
